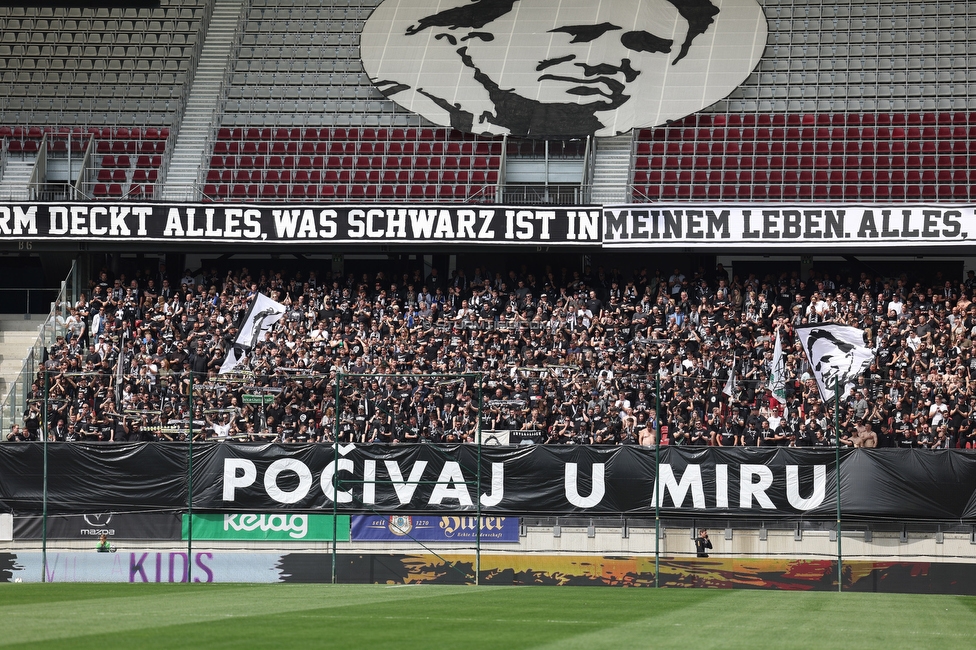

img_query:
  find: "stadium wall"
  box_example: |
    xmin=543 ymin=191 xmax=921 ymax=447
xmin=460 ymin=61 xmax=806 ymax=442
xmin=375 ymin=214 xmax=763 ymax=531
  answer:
xmin=4 ymin=550 xmax=976 ymax=593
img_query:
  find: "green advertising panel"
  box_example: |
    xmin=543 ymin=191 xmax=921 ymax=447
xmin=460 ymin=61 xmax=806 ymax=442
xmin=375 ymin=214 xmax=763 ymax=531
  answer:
xmin=182 ymin=514 xmax=350 ymax=541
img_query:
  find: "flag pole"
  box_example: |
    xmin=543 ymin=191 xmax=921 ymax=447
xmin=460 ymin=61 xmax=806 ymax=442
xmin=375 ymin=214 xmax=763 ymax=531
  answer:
xmin=187 ymin=370 xmax=194 ymax=584
xmin=332 ymin=371 xmax=341 ymax=585
xmin=654 ymin=374 xmax=661 ymax=589
xmin=41 ymin=368 xmax=48 ymax=583
xmin=835 ymin=376 xmax=842 ymax=593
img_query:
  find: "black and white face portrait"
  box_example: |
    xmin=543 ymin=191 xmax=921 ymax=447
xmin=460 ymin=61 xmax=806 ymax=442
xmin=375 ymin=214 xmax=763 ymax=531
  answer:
xmin=361 ymin=0 xmax=767 ymax=138
xmin=806 ymin=328 xmax=874 ymax=401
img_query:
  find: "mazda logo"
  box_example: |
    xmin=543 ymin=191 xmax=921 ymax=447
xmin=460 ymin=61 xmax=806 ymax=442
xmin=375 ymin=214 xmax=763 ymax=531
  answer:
xmin=83 ymin=513 xmax=113 ymax=527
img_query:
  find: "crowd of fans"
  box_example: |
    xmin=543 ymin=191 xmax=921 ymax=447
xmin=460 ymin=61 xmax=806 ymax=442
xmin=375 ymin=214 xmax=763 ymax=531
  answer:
xmin=7 ymin=259 xmax=976 ymax=450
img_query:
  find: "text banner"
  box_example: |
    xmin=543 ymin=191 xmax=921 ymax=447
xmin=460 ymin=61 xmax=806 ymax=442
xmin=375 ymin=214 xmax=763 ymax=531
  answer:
xmin=14 ymin=512 xmax=182 ymax=540
xmin=602 ymin=204 xmax=976 ymax=248
xmin=1 ymin=443 xmax=976 ymax=521
xmin=6 ymin=203 xmax=976 ymax=250
xmin=350 ymin=515 xmax=519 ymax=542
xmin=181 ymin=513 xmax=350 ymax=541
xmin=0 ymin=203 xmax=600 ymax=245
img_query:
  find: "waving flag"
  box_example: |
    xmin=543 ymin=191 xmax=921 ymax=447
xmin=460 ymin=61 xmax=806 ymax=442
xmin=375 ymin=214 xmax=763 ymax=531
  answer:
xmin=722 ymin=354 xmax=737 ymax=399
xmin=767 ymin=328 xmax=786 ymax=409
xmin=219 ymin=293 xmax=286 ymax=374
xmin=796 ymin=323 xmax=875 ymax=403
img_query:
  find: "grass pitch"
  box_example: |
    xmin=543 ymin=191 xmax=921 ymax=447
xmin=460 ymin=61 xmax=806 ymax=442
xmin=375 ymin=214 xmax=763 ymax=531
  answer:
xmin=0 ymin=583 xmax=974 ymax=649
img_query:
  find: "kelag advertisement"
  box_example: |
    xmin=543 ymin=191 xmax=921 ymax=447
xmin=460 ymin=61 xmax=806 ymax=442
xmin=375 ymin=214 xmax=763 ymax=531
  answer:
xmin=181 ymin=514 xmax=350 ymax=541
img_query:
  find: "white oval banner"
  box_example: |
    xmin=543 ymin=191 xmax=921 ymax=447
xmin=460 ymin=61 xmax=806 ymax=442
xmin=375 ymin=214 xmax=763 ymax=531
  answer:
xmin=361 ymin=0 xmax=767 ymax=138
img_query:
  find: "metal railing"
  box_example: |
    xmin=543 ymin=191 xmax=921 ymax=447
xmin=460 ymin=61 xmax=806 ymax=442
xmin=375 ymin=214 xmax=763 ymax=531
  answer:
xmin=0 ymin=262 xmax=77 ymax=434
xmin=501 ymin=184 xmax=592 ymax=205
xmin=195 ymin=181 xmax=502 ymax=203
xmin=193 ymin=182 xmax=597 ymax=205
xmin=26 ymin=134 xmax=47 ymax=200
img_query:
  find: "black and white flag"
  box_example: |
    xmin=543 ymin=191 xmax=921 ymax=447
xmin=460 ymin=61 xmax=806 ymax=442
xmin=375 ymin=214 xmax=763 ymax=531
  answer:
xmin=767 ymin=327 xmax=786 ymax=409
xmin=722 ymin=353 xmax=737 ymax=398
xmin=218 ymin=293 xmax=286 ymax=374
xmin=796 ymin=323 xmax=875 ymax=403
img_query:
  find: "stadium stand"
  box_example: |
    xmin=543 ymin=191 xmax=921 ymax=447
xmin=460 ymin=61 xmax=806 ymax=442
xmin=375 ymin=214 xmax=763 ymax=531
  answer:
xmin=16 ymin=261 xmax=976 ymax=451
xmin=3 ymin=0 xmax=976 ymax=448
xmin=631 ymin=112 xmax=976 ymax=203
xmin=2 ymin=0 xmax=975 ymax=203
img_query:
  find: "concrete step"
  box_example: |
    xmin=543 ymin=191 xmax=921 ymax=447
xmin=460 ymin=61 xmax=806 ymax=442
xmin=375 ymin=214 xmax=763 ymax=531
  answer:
xmin=589 ymin=133 xmax=634 ymax=203
xmin=0 ymin=331 xmax=41 ymax=348
xmin=0 ymin=341 xmax=31 ymax=356
xmin=0 ymin=316 xmax=44 ymax=411
xmin=0 ymin=314 xmax=47 ymax=325
xmin=161 ymin=0 xmax=245 ymax=200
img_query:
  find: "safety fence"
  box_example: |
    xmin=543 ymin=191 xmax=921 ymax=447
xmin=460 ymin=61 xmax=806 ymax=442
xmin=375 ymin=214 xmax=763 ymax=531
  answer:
xmin=2 ymin=370 xmax=976 ymax=590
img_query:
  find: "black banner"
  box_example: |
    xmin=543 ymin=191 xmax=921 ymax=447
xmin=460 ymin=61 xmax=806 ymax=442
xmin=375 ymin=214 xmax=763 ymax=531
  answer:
xmin=13 ymin=512 xmax=182 ymax=540
xmin=0 ymin=204 xmax=600 ymax=245
xmin=1 ymin=443 xmax=975 ymax=521
xmin=3 ymin=203 xmax=976 ymax=250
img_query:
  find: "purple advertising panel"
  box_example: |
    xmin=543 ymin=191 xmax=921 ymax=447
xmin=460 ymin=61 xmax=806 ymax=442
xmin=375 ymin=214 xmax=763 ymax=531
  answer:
xmin=351 ymin=515 xmax=519 ymax=543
